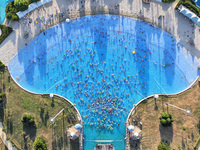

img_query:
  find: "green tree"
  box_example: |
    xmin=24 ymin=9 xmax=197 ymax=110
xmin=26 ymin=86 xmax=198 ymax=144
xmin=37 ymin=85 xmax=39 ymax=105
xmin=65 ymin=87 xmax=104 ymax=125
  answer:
xmin=33 ymin=136 xmax=47 ymax=150
xmin=14 ymin=0 xmax=29 ymax=11
xmin=159 ymin=112 xmax=173 ymax=126
xmin=21 ymin=114 xmax=35 ymax=125
xmin=5 ymin=2 xmax=19 ymax=21
xmin=158 ymin=141 xmax=170 ymax=150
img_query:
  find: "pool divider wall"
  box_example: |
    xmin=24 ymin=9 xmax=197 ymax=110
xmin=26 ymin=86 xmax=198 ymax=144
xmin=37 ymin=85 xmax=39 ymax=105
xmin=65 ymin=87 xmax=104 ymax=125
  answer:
xmin=125 ymin=75 xmax=200 ymax=150
xmin=7 ymin=67 xmax=84 ymax=150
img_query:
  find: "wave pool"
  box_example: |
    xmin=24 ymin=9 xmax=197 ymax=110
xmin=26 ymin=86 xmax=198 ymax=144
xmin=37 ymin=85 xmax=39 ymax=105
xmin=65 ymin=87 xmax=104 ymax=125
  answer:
xmin=8 ymin=15 xmax=200 ymax=150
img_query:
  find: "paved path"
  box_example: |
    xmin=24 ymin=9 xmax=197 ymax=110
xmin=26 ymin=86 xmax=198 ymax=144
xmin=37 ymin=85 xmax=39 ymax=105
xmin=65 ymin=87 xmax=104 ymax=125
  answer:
xmin=0 ymin=122 xmax=17 ymax=150
xmin=0 ymin=0 xmax=200 ymax=66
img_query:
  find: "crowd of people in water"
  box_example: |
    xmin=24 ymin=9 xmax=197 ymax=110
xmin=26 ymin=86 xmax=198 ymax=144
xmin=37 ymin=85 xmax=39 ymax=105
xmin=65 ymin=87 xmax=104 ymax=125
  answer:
xmin=18 ymin=15 xmax=184 ymax=132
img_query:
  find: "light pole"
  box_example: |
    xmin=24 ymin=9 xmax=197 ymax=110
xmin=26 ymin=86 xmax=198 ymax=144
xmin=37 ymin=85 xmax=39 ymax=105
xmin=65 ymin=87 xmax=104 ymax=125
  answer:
xmin=49 ymin=108 xmax=64 ymax=123
xmin=166 ymin=103 xmax=191 ymax=115
xmin=154 ymin=94 xmax=159 ymax=110
xmin=154 ymin=94 xmax=159 ymax=99
xmin=50 ymin=93 xmax=54 ymax=98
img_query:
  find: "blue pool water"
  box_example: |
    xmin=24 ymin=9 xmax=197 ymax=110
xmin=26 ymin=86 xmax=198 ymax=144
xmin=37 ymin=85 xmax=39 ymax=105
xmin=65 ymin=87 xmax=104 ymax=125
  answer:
xmin=194 ymin=0 xmax=200 ymax=7
xmin=8 ymin=15 xmax=200 ymax=150
xmin=0 ymin=0 xmax=13 ymax=24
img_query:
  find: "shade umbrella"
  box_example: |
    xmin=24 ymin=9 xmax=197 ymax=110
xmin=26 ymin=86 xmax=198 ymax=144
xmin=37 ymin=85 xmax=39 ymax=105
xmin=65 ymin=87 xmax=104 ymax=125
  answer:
xmin=134 ymin=132 xmax=139 ymax=138
xmin=50 ymin=93 xmax=54 ymax=98
xmin=66 ymin=18 xmax=70 ymax=22
xmin=70 ymin=132 xmax=76 ymax=138
xmin=75 ymin=124 xmax=82 ymax=130
xmin=128 ymin=125 xmax=135 ymax=132
xmin=0 ymin=29 xmax=2 ymax=36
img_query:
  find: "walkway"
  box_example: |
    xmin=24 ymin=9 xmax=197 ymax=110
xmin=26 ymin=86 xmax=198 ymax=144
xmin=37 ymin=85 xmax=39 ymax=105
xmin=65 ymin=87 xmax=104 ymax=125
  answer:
xmin=0 ymin=122 xmax=17 ymax=150
xmin=0 ymin=0 xmax=200 ymax=66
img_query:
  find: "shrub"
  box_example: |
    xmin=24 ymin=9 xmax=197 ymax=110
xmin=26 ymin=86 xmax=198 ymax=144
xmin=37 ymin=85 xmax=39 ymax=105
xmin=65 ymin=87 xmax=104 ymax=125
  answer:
xmin=29 ymin=0 xmax=40 ymax=3
xmin=12 ymin=15 xmax=19 ymax=21
xmin=161 ymin=119 xmax=167 ymax=126
xmin=0 ymin=60 xmax=5 ymax=70
xmin=159 ymin=112 xmax=173 ymax=126
xmin=14 ymin=0 xmax=29 ymax=11
xmin=21 ymin=114 xmax=35 ymax=125
xmin=0 ymin=93 xmax=6 ymax=97
xmin=182 ymin=126 xmax=187 ymax=130
xmin=6 ymin=2 xmax=19 ymax=21
xmin=6 ymin=2 xmax=18 ymax=14
xmin=6 ymin=12 xmax=12 ymax=19
xmin=162 ymin=0 xmax=175 ymax=3
xmin=0 ymin=92 xmax=6 ymax=103
xmin=158 ymin=141 xmax=170 ymax=150
xmin=161 ymin=112 xmax=170 ymax=119
xmin=0 ymin=25 xmax=13 ymax=44
xmin=33 ymin=136 xmax=47 ymax=150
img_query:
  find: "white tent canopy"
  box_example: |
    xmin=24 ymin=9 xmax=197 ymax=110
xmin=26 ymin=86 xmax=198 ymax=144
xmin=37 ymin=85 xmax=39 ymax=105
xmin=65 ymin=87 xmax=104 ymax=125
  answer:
xmin=128 ymin=125 xmax=135 ymax=132
xmin=0 ymin=29 xmax=2 ymax=36
xmin=17 ymin=0 xmax=52 ymax=19
xmin=178 ymin=5 xmax=200 ymax=26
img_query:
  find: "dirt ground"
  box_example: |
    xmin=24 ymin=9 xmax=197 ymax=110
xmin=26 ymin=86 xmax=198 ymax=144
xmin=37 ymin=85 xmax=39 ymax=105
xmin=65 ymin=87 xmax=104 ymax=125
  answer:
xmin=130 ymin=77 xmax=200 ymax=150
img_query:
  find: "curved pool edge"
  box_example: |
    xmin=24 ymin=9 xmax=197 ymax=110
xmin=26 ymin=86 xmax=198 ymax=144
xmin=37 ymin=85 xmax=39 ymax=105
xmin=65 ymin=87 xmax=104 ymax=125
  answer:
xmin=6 ymin=14 xmax=200 ymax=150
xmin=7 ymin=67 xmax=84 ymax=150
xmin=3 ymin=13 xmax=200 ymax=67
xmin=125 ymin=74 xmax=200 ymax=149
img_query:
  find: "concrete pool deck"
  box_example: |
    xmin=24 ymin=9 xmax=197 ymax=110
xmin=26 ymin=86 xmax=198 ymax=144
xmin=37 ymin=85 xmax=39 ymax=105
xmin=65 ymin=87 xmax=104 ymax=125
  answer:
xmin=0 ymin=0 xmax=200 ymax=66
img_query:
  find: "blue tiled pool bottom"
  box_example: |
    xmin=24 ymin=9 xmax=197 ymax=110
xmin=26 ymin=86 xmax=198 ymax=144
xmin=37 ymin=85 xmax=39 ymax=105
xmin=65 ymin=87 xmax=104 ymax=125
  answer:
xmin=8 ymin=15 xmax=200 ymax=150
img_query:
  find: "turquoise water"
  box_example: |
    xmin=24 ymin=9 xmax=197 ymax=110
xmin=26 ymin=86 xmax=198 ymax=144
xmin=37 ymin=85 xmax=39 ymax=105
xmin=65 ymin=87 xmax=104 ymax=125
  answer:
xmin=0 ymin=0 xmax=13 ymax=24
xmin=8 ymin=15 xmax=200 ymax=150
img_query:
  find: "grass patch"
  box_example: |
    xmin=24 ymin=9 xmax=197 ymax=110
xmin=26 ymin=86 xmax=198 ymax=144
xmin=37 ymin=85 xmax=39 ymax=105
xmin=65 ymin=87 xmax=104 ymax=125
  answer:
xmin=194 ymin=137 xmax=200 ymax=150
xmin=182 ymin=126 xmax=187 ymax=130
xmin=130 ymin=77 xmax=200 ymax=149
xmin=0 ymin=25 xmax=13 ymax=44
xmin=194 ymin=106 xmax=200 ymax=118
xmin=0 ymin=67 xmax=79 ymax=150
